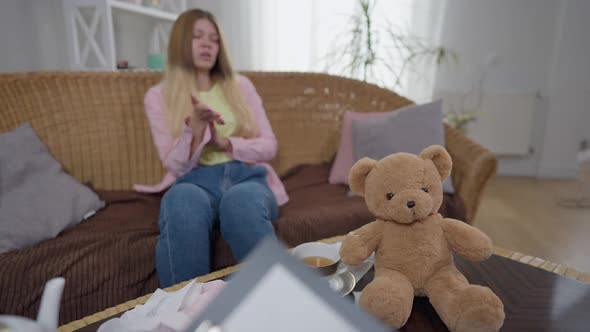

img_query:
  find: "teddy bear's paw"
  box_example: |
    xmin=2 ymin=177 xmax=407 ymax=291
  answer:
xmin=360 ymin=280 xmax=413 ymax=328
xmin=453 ymin=287 xmax=504 ymax=332
xmin=361 ymin=294 xmax=410 ymax=328
xmin=340 ymin=253 xmax=367 ymax=266
xmin=340 ymin=239 xmax=370 ymax=265
xmin=454 ymin=305 xmax=504 ymax=332
xmin=342 ymin=234 xmax=364 ymax=246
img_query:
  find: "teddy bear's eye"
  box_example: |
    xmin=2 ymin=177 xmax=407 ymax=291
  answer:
xmin=386 ymin=192 xmax=394 ymax=200
xmin=422 ymin=188 xmax=429 ymax=193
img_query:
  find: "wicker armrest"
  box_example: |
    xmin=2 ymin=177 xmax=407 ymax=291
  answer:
xmin=444 ymin=124 xmax=497 ymax=224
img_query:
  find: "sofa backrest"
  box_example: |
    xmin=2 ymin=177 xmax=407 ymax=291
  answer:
xmin=0 ymin=71 xmax=412 ymax=190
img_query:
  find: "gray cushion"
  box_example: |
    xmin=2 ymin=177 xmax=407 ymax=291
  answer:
xmin=0 ymin=124 xmax=105 ymax=254
xmin=351 ymin=100 xmax=455 ymax=193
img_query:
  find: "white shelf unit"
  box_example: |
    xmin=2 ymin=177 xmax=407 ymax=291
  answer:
xmin=110 ymin=0 xmax=178 ymax=21
xmin=63 ymin=0 xmax=185 ymax=70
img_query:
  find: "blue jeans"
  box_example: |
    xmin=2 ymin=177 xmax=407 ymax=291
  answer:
xmin=156 ymin=161 xmax=279 ymax=287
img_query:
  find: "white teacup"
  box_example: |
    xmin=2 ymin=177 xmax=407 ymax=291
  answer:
xmin=292 ymin=242 xmax=340 ymax=276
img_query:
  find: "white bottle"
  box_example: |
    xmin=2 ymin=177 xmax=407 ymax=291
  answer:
xmin=0 ymin=278 xmax=65 ymax=332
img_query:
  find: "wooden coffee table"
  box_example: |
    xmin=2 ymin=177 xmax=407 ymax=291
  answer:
xmin=60 ymin=237 xmax=590 ymax=332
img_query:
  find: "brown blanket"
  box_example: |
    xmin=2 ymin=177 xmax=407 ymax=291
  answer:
xmin=0 ymin=164 xmax=465 ymax=324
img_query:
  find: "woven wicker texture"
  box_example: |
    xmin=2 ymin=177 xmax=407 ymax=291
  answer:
xmin=240 ymin=72 xmax=414 ymax=174
xmin=58 ymin=235 xmax=590 ymax=332
xmin=0 ymin=71 xmax=494 ymax=223
xmin=0 ymin=71 xmax=164 ymax=190
xmin=444 ymin=125 xmax=498 ymax=222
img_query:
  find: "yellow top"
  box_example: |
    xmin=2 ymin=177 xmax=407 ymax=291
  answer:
xmin=198 ymin=84 xmax=236 ymax=165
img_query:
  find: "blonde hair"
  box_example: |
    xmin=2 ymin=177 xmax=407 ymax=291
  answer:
xmin=163 ymin=9 xmax=258 ymax=138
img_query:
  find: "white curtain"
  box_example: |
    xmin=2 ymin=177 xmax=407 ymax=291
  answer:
xmin=191 ymin=0 xmax=444 ymax=102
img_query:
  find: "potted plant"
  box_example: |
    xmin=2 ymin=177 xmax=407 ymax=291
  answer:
xmin=325 ymin=0 xmax=457 ymax=93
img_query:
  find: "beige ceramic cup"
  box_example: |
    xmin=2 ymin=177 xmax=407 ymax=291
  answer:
xmin=292 ymin=242 xmax=340 ymax=276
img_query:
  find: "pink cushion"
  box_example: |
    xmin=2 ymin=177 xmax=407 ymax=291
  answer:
xmin=328 ymin=111 xmax=391 ymax=184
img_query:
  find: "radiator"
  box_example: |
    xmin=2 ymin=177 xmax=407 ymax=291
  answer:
xmin=436 ymin=91 xmax=537 ymax=156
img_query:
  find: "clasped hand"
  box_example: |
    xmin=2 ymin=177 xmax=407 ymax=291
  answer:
xmin=187 ymin=93 xmax=231 ymax=151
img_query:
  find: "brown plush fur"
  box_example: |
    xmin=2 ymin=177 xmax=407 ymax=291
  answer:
xmin=340 ymin=145 xmax=504 ymax=332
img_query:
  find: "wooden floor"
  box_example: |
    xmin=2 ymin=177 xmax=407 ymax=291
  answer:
xmin=473 ymin=162 xmax=590 ymax=274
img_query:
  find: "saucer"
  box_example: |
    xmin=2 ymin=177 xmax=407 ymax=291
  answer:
xmin=328 ymin=271 xmax=356 ymax=297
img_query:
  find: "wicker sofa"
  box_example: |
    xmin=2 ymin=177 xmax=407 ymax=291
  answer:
xmin=0 ymin=71 xmax=496 ymax=325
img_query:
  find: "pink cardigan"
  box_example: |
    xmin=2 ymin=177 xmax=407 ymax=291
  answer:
xmin=133 ymin=75 xmax=289 ymax=206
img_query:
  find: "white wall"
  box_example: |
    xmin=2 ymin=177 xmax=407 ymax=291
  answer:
xmin=30 ymin=0 xmax=69 ymax=70
xmin=433 ymin=0 xmax=559 ymax=174
xmin=433 ymin=0 xmax=588 ymax=178
xmin=539 ymin=0 xmax=590 ymax=178
xmin=0 ymin=0 xmax=69 ymax=72
xmin=0 ymin=0 xmax=39 ymax=72
xmin=435 ymin=0 xmax=559 ymax=93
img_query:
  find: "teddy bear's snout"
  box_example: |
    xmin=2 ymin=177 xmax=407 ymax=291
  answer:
xmin=385 ymin=189 xmax=434 ymax=223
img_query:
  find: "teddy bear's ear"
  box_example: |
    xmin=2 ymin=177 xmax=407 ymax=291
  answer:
xmin=420 ymin=145 xmax=452 ymax=180
xmin=349 ymin=157 xmax=378 ymax=196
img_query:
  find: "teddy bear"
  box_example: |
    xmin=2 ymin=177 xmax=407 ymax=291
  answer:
xmin=339 ymin=145 xmax=504 ymax=332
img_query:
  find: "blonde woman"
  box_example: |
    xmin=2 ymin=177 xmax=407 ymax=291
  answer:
xmin=134 ymin=9 xmax=288 ymax=287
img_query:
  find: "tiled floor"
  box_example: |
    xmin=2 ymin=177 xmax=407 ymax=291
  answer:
xmin=473 ymin=162 xmax=590 ymax=274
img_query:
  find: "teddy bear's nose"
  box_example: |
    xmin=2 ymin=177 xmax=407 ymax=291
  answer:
xmin=407 ymin=201 xmax=416 ymax=208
